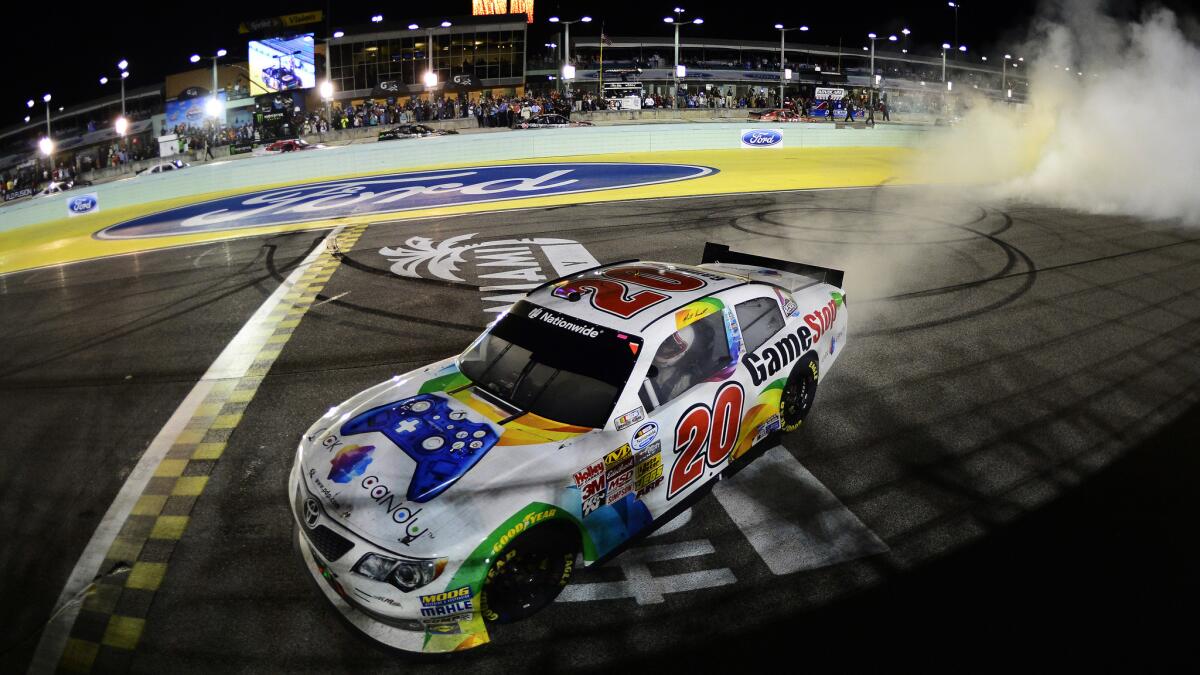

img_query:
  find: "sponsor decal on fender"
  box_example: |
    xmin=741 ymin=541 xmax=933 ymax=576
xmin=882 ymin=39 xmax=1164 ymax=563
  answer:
xmin=614 ymin=407 xmax=644 ymax=431
xmin=743 ymin=297 xmax=839 ymax=386
xmin=489 ymin=508 xmax=558 ymax=555
xmin=99 ymin=163 xmax=716 ymax=239
xmin=606 ymin=468 xmax=635 ymax=502
xmin=573 ymin=460 xmax=606 ymax=516
xmin=419 ymin=585 xmax=473 ymax=617
xmin=631 ymin=422 xmax=658 ymax=451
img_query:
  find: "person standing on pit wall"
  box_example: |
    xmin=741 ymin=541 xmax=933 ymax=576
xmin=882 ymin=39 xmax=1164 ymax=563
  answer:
xmin=843 ymin=96 xmax=855 ymax=123
xmin=866 ymin=94 xmax=875 ymax=126
xmin=881 ymin=99 xmax=890 ymax=122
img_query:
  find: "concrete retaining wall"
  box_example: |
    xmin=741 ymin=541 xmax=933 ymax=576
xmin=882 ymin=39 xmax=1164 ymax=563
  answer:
xmin=1 ymin=122 xmax=927 ymax=233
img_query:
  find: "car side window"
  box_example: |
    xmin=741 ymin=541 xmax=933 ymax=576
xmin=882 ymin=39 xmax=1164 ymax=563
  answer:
xmin=639 ymin=310 xmax=731 ymax=412
xmin=735 ymin=297 xmax=786 ymax=354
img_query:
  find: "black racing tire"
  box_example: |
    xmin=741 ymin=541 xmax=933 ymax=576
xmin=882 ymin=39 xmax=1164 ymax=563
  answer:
xmin=480 ymin=522 xmax=579 ymax=624
xmin=780 ymin=352 xmax=820 ymax=432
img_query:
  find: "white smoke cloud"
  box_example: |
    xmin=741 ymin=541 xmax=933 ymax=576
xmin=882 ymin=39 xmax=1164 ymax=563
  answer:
xmin=917 ymin=0 xmax=1200 ymax=224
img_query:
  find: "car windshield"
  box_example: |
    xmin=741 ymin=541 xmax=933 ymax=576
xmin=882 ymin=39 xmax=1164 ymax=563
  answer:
xmin=459 ymin=300 xmax=643 ymax=428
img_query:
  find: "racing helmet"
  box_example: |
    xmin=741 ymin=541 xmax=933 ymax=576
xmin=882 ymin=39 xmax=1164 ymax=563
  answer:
xmin=654 ymin=325 xmax=694 ymax=368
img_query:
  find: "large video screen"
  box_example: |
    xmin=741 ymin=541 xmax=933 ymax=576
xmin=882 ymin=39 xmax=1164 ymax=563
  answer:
xmin=249 ymin=34 xmax=316 ymax=94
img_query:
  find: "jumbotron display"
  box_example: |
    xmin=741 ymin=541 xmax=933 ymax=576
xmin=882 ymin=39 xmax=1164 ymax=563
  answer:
xmin=249 ymin=34 xmax=317 ymax=93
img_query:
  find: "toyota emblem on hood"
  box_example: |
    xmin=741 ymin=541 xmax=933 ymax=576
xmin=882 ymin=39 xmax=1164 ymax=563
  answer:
xmin=303 ymin=497 xmax=321 ymax=528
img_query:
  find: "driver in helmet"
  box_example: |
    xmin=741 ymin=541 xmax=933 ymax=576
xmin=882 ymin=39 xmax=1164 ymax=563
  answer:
xmin=650 ymin=324 xmax=696 ymax=402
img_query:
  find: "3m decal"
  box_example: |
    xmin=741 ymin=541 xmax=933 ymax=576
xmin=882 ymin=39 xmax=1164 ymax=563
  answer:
xmin=573 ymin=265 xmax=708 ymax=319
xmin=573 ymin=460 xmax=607 ymax=516
xmin=100 ymin=163 xmax=716 ymax=239
xmin=667 ymin=382 xmax=745 ymax=500
xmin=614 ymin=407 xmax=644 ymax=430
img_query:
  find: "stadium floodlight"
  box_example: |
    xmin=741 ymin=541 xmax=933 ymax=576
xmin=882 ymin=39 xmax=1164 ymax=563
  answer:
xmin=549 ymin=16 xmax=560 ymax=22
xmin=217 ymin=49 xmax=227 ymax=57
xmin=27 ymin=99 xmax=34 ymax=108
xmin=121 ymin=71 xmax=129 ymax=79
xmin=581 ymin=16 xmax=592 ymax=22
xmin=333 ymin=30 xmax=345 ymax=38
xmin=676 ymin=64 xmax=687 ymax=77
xmin=319 ymin=81 xmax=334 ymax=100
xmin=942 ymin=42 xmax=951 ymax=49
xmin=24 ymin=115 xmax=30 ymax=123
xmin=694 ymin=18 xmax=703 ymax=24
xmin=663 ymin=17 xmax=673 ymax=23
xmin=888 ymin=35 xmax=897 ymax=41
xmin=423 ymin=71 xmax=438 ymax=87
xmin=190 ymin=54 xmax=201 ymax=63
xmin=38 ymin=137 xmax=54 ymax=155
xmin=902 ymin=28 xmax=911 ymax=35
xmin=205 ymin=97 xmax=223 ymax=117
xmin=785 ymin=68 xmax=792 ymax=80
xmin=371 ymin=14 xmax=383 ymax=23
xmin=562 ymin=64 xmax=576 ymax=80
xmin=43 ymin=94 xmax=51 ymax=103
xmin=981 ymin=56 xmax=987 ymax=61
xmin=408 ymin=23 xmax=418 ymax=30
xmin=959 ymin=45 xmax=967 ymax=52
xmin=99 ymin=76 xmax=108 ymax=85
xmin=800 ymin=26 xmax=808 ymax=31
xmin=115 ymin=116 xmax=128 ymax=136
xmin=117 ymin=59 xmax=128 ymax=70
xmin=774 ymin=23 xmax=783 ymax=29
xmin=868 ymin=32 xmax=876 ymax=39
xmin=441 ymin=21 xmax=451 ymax=27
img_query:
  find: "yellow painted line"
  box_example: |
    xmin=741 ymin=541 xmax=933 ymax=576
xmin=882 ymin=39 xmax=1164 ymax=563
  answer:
xmin=152 ymin=459 xmax=188 ymax=478
xmin=130 ymin=495 xmax=168 ymax=517
xmin=191 ymin=442 xmax=226 ymax=460
xmin=149 ymin=515 xmax=188 ymax=540
xmin=0 ymin=147 xmax=915 ymax=275
xmin=125 ymin=562 xmax=169 ymax=591
xmin=100 ymin=616 xmax=145 ymax=650
xmin=172 ymin=476 xmax=209 ymax=496
xmin=59 ymin=638 xmax=99 ymax=673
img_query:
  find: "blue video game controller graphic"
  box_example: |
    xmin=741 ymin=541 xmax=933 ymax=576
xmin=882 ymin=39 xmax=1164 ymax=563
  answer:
xmin=340 ymin=394 xmax=500 ymax=502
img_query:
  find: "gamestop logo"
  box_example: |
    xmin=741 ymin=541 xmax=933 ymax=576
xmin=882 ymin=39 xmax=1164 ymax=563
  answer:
xmin=740 ymin=130 xmax=783 ymax=148
xmin=98 ymin=163 xmax=716 ymax=239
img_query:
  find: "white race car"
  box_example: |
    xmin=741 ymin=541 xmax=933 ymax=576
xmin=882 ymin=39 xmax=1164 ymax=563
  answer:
xmin=289 ymin=243 xmax=848 ymax=653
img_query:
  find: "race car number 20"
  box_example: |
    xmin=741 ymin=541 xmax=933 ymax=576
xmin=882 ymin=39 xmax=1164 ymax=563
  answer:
xmin=667 ymin=382 xmax=744 ymax=500
xmin=567 ymin=266 xmax=706 ymax=319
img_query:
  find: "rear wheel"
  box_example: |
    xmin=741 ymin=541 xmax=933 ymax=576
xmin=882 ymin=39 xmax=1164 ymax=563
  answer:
xmin=480 ymin=522 xmax=579 ymax=624
xmin=780 ymin=352 xmax=819 ymax=432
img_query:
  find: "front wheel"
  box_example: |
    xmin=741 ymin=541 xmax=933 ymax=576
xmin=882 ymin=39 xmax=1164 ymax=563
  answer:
xmin=480 ymin=522 xmax=579 ymax=624
xmin=780 ymin=352 xmax=819 ymax=432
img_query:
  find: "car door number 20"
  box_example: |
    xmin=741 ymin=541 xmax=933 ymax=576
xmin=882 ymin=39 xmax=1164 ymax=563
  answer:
xmin=667 ymin=382 xmax=744 ymax=500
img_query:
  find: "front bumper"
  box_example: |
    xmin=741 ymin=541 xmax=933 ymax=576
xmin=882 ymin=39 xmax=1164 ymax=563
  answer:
xmin=288 ymin=463 xmax=491 ymax=653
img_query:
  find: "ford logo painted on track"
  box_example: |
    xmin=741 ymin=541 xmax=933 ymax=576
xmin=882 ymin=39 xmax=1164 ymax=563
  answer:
xmin=740 ymin=129 xmax=783 ymax=148
xmin=97 ymin=163 xmax=718 ymax=239
xmin=68 ymin=194 xmax=98 ymax=214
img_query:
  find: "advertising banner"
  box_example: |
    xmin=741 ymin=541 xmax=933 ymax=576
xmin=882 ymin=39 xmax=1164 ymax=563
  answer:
xmin=815 ymin=87 xmax=847 ymax=100
xmin=740 ymin=129 xmax=784 ymax=149
xmin=249 ymin=34 xmax=316 ymax=93
xmin=164 ymin=92 xmax=228 ymax=131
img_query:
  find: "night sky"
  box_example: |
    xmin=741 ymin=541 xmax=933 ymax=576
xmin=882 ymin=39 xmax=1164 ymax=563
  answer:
xmin=6 ymin=0 xmax=1183 ymax=120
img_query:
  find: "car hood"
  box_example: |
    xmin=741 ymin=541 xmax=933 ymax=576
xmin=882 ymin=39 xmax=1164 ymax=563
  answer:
xmin=298 ymin=359 xmax=595 ymax=558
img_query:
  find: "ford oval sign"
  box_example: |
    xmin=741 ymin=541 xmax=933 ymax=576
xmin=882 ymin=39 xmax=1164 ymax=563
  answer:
xmin=67 ymin=193 xmax=99 ymax=217
xmin=97 ymin=163 xmax=717 ymax=239
xmin=740 ymin=129 xmax=784 ymax=149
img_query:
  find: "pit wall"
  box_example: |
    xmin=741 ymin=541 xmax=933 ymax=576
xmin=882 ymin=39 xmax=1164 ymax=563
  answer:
xmin=1 ymin=122 xmax=927 ymax=234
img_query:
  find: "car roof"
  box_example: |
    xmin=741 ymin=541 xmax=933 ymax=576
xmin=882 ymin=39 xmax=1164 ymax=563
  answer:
xmin=523 ymin=260 xmax=751 ymax=335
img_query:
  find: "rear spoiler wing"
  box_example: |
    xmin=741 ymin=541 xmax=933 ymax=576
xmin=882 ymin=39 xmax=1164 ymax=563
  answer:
xmin=701 ymin=242 xmax=845 ymax=289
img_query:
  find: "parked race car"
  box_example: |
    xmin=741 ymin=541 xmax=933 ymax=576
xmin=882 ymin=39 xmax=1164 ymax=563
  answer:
xmin=516 ymin=114 xmax=594 ymax=129
xmin=262 ymin=66 xmax=302 ymax=91
xmin=289 ymin=243 xmax=848 ymax=653
xmin=136 ymin=160 xmax=189 ymax=176
xmin=264 ymin=139 xmax=319 ymax=153
xmin=749 ymin=108 xmax=805 ymax=122
xmin=378 ymin=124 xmax=460 ymax=141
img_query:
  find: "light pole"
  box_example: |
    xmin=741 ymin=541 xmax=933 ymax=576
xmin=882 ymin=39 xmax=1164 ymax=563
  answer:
xmin=774 ymin=24 xmax=809 ymax=108
xmin=941 ymin=43 xmax=950 ymax=81
xmin=189 ymin=50 xmax=227 ymax=120
xmin=321 ymin=31 xmax=342 ymax=126
xmin=866 ymin=34 xmax=896 ymax=117
xmin=664 ymin=11 xmax=703 ymax=108
xmin=948 ymin=2 xmax=960 ymax=53
xmin=549 ymin=15 xmax=591 ymax=96
xmin=1003 ymin=53 xmax=1011 ymax=92
xmin=900 ymin=27 xmax=911 ymax=54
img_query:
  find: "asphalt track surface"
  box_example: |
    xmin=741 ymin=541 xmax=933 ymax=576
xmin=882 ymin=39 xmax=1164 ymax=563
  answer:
xmin=4 ymin=187 xmax=1200 ymax=672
